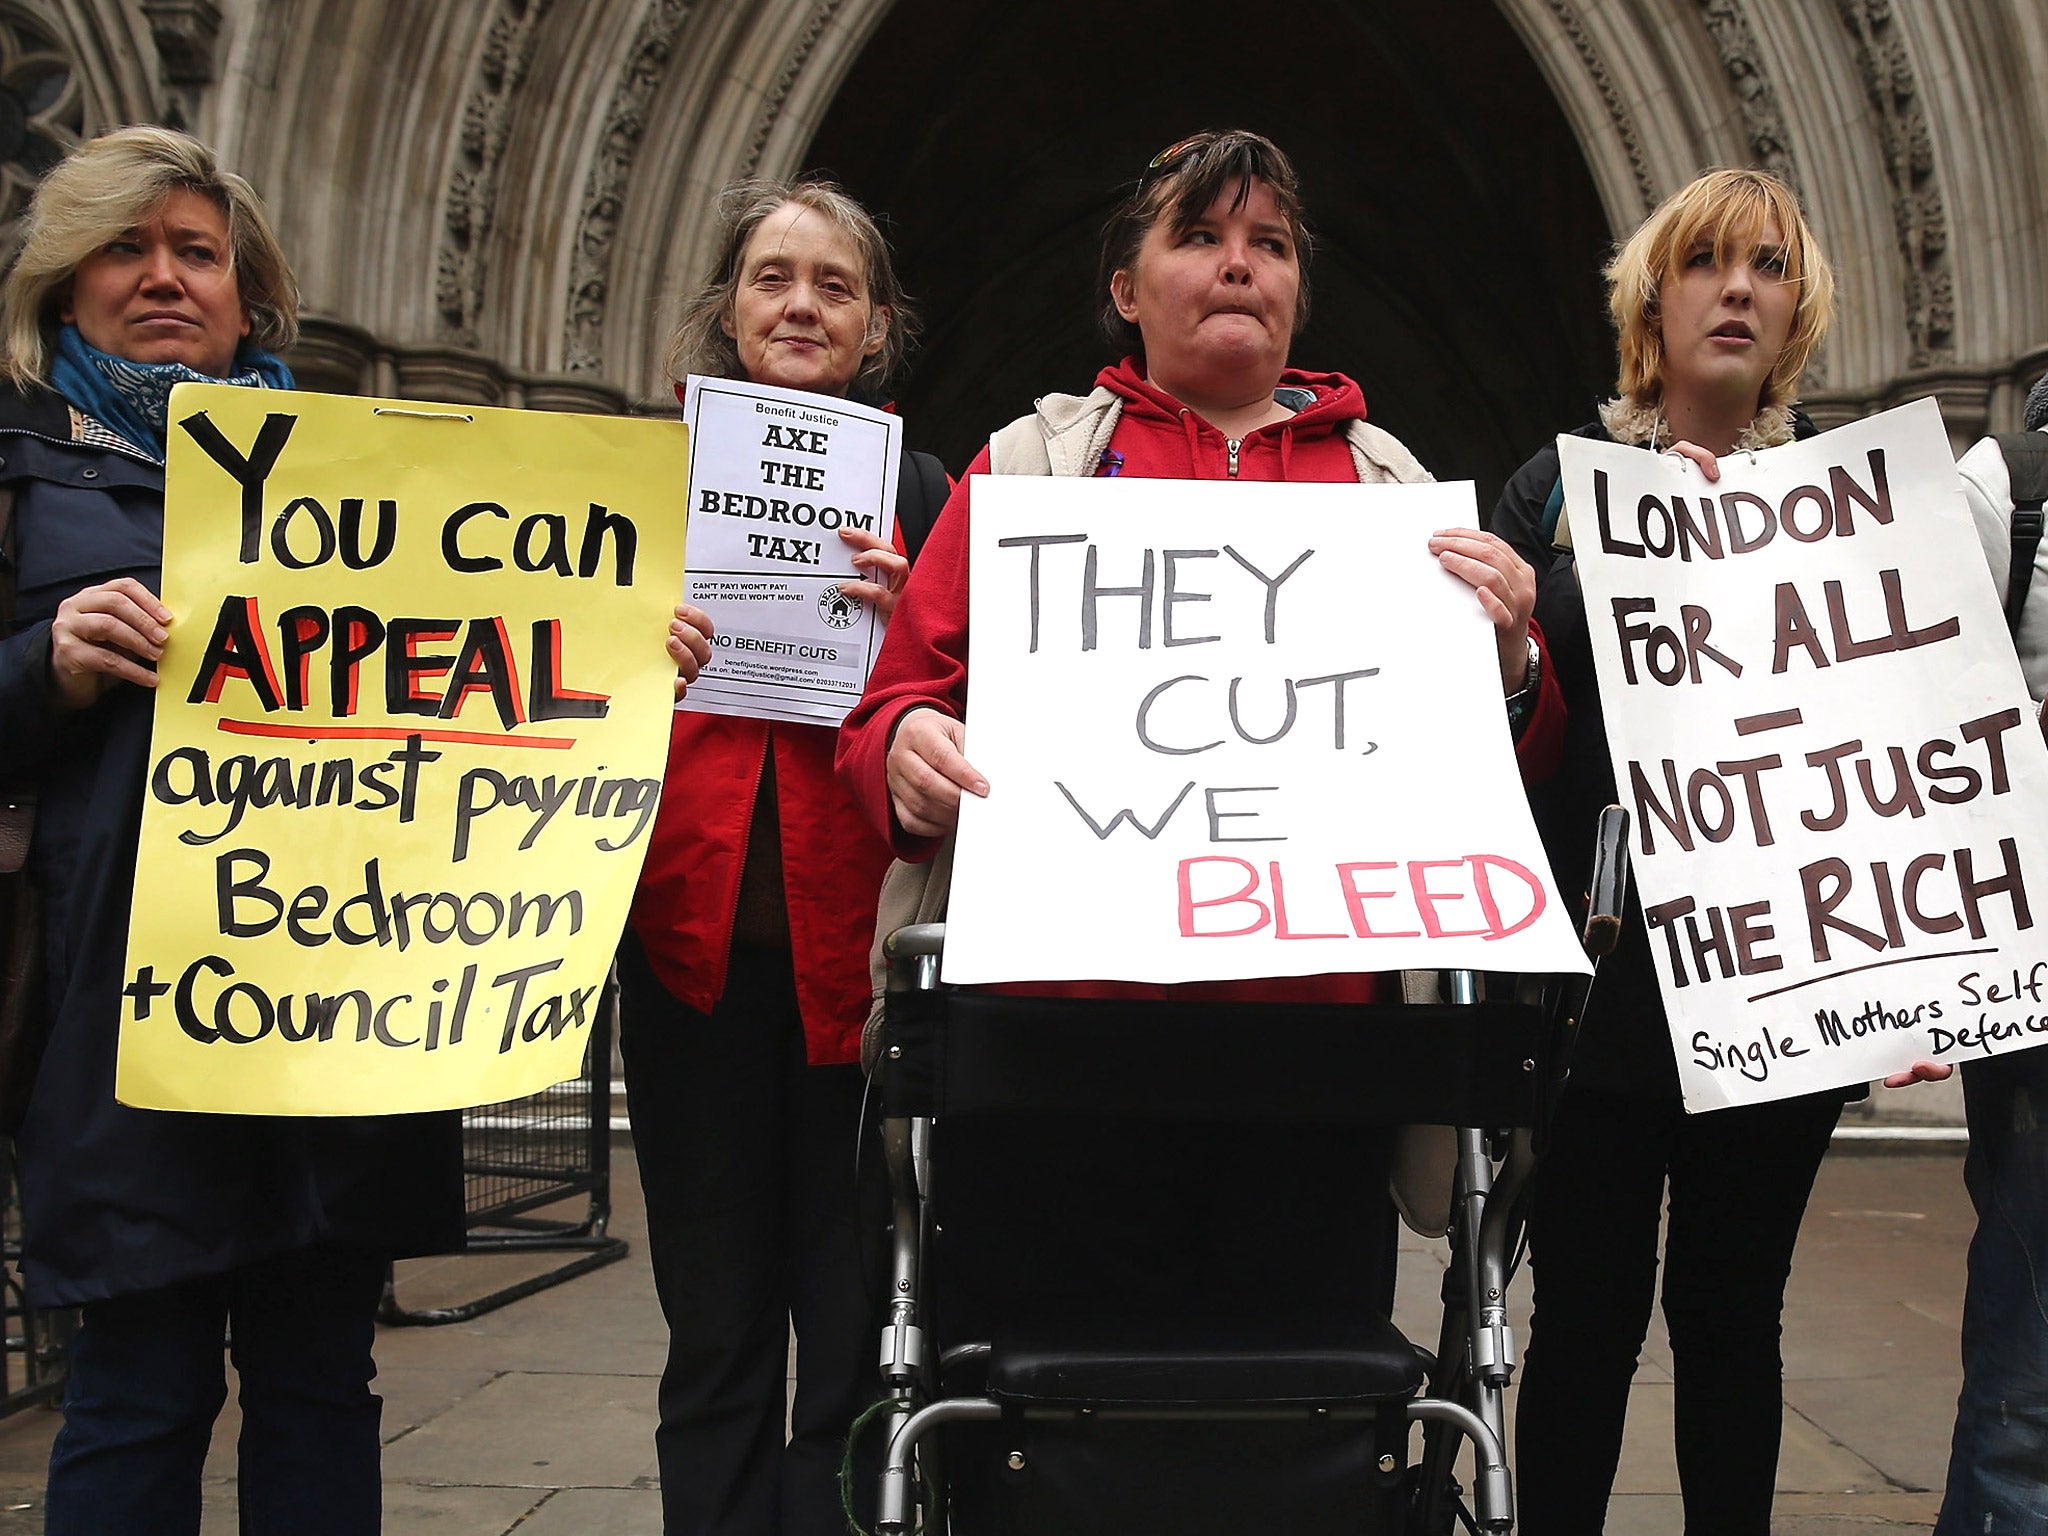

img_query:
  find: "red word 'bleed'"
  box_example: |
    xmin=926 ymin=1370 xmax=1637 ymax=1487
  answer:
xmin=1177 ymin=854 xmax=1547 ymax=941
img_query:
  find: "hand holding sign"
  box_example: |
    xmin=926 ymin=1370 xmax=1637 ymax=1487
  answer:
xmin=49 ymin=577 xmax=175 ymax=707
xmin=1427 ymin=527 xmax=1538 ymax=692
xmin=888 ymin=708 xmax=987 ymax=838
xmin=838 ymin=526 xmax=910 ymax=615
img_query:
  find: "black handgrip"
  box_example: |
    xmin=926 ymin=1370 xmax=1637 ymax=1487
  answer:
xmin=1582 ymin=805 xmax=1631 ymax=960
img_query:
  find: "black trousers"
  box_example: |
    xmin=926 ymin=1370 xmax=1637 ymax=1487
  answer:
xmin=46 ymin=1247 xmax=385 ymax=1536
xmin=1515 ymin=1083 xmax=1843 ymax=1536
xmin=617 ymin=938 xmax=887 ymax=1536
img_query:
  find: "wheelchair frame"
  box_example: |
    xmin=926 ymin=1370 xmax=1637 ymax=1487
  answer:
xmin=868 ymin=807 xmax=1629 ymax=1536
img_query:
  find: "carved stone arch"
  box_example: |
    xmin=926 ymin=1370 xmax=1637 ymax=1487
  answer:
xmin=209 ymin=1 xmax=555 ymax=396
xmin=1491 ymin=0 xmax=1926 ymax=405
xmin=553 ymin=0 xmax=697 ymax=382
xmin=1878 ymin=0 xmax=2048 ymax=405
xmin=165 ymin=0 xmax=2039 ymax=440
xmin=592 ymin=0 xmax=899 ymax=406
xmin=0 ymin=2 xmax=88 ymax=255
xmin=469 ymin=0 xmax=660 ymax=389
xmin=33 ymin=0 xmax=156 ymax=131
xmin=1492 ymin=0 xmax=1746 ymax=233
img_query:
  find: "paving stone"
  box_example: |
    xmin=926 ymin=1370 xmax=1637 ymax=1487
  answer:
xmin=379 ymin=1371 xmax=660 ymax=1489
xmin=510 ymin=1486 xmax=664 ymax=1535
xmin=1787 ymin=1375 xmax=1958 ymax=1496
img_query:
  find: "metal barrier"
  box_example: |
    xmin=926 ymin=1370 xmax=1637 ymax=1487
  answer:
xmin=0 ymin=1141 xmax=71 ymax=1418
xmin=379 ymin=969 xmax=630 ymax=1326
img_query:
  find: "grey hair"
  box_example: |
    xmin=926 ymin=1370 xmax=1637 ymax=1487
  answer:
xmin=663 ymin=177 xmax=917 ymax=396
xmin=2025 ymin=370 xmax=2048 ymax=433
xmin=1 ymin=124 xmax=298 ymax=390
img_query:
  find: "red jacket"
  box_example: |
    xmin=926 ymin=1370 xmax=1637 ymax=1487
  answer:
xmin=630 ymin=712 xmax=893 ymax=1066
xmin=836 ymin=360 xmax=1565 ymax=1005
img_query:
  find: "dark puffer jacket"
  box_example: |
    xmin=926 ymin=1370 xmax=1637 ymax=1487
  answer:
xmin=0 ymin=384 xmax=462 ymax=1307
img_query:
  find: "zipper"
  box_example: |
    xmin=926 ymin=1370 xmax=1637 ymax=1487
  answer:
xmin=0 ymin=423 xmax=162 ymax=470
xmin=1226 ymin=438 xmax=1241 ymax=478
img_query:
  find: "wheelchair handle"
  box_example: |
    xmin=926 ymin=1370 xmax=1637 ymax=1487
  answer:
xmin=1582 ymin=804 xmax=1631 ymax=960
xmin=886 ymin=923 xmax=947 ymax=961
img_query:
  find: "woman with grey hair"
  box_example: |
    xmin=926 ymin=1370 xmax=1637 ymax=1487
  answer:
xmin=625 ymin=175 xmax=949 ymax=1536
xmin=0 ymin=125 xmax=461 ymax=1536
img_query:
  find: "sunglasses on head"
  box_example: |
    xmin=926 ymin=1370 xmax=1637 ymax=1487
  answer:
xmin=1139 ymin=133 xmax=1216 ymax=188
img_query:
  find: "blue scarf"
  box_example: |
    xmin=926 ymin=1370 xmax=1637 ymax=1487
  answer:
xmin=49 ymin=324 xmax=295 ymax=461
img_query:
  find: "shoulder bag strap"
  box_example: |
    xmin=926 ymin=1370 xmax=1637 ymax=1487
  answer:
xmin=1995 ymin=432 xmax=2048 ymax=636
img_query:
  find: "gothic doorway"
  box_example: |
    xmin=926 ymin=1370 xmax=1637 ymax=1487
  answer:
xmin=805 ymin=0 xmax=1615 ymax=508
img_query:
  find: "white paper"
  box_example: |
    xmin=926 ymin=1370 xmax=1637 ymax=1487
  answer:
xmin=941 ymin=475 xmax=1592 ymax=986
xmin=679 ymin=376 xmax=902 ymax=726
xmin=1563 ymin=398 xmax=2048 ymax=1110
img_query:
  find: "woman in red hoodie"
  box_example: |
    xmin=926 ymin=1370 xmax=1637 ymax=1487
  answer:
xmin=835 ymin=130 xmax=1561 ymax=1334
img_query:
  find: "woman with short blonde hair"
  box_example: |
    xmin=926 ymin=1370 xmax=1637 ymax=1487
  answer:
xmin=1492 ymin=166 xmax=1844 ymax=1536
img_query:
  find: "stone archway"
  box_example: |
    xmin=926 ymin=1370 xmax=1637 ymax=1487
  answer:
xmin=800 ymin=0 xmax=1616 ymax=503
xmin=21 ymin=0 xmax=2036 ymax=446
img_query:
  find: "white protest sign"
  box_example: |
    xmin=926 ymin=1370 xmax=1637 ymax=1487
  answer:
xmin=941 ymin=475 xmax=1592 ymax=986
xmin=680 ymin=375 xmax=901 ymax=725
xmin=1562 ymin=399 xmax=2048 ymax=1111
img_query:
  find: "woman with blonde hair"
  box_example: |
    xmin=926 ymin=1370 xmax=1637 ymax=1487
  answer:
xmin=1493 ymin=167 xmax=1840 ymax=1534
xmin=0 ymin=126 xmax=461 ymax=1536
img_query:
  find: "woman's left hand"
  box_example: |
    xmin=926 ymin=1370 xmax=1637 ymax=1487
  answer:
xmin=1429 ymin=528 xmax=1536 ymax=693
xmin=837 ymin=527 xmax=909 ymax=618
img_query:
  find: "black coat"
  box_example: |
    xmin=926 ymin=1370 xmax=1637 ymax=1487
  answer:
xmin=0 ymin=385 xmax=462 ymax=1307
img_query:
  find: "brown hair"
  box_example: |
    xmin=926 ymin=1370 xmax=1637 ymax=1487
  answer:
xmin=1 ymin=124 xmax=297 ymax=389
xmin=1096 ymin=129 xmax=1312 ymax=361
xmin=1606 ymin=167 xmax=1834 ymax=412
xmin=664 ymin=177 xmax=918 ymax=396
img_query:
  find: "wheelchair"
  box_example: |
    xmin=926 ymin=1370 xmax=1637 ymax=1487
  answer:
xmin=862 ymin=807 xmax=1628 ymax=1536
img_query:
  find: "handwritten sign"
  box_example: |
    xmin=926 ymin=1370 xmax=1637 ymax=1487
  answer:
xmin=119 ymin=384 xmax=689 ymax=1115
xmin=680 ymin=376 xmax=900 ymax=725
xmin=1562 ymin=399 xmax=2048 ymax=1110
xmin=941 ymin=475 xmax=1591 ymax=985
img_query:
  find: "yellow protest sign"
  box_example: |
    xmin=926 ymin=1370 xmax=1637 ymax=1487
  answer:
xmin=118 ymin=384 xmax=688 ymax=1114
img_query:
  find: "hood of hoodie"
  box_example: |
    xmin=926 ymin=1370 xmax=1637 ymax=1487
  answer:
xmin=1077 ymin=356 xmax=1369 ymax=481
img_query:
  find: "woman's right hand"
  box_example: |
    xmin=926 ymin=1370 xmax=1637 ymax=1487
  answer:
xmin=669 ymin=601 xmax=713 ymax=700
xmin=887 ymin=708 xmax=988 ymax=838
xmin=48 ymin=577 xmax=171 ymax=711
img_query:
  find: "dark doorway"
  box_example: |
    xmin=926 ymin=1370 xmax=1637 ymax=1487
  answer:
xmin=805 ymin=0 xmax=1615 ymax=512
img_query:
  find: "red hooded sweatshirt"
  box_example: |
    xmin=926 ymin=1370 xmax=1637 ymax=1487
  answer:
xmin=836 ymin=360 xmax=1565 ymax=1005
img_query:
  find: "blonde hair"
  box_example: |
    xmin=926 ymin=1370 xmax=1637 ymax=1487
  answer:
xmin=1606 ymin=168 xmax=1834 ymax=412
xmin=1 ymin=125 xmax=298 ymax=390
xmin=664 ymin=177 xmax=917 ymax=396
